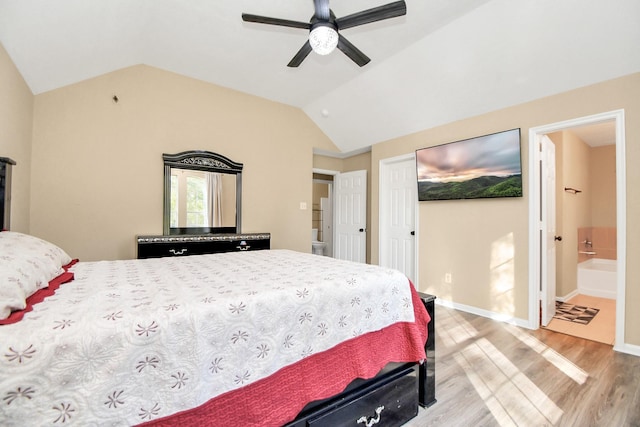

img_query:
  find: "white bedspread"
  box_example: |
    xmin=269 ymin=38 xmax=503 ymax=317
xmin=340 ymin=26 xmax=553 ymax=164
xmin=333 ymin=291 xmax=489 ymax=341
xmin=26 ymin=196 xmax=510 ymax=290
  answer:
xmin=0 ymin=250 xmax=414 ymax=426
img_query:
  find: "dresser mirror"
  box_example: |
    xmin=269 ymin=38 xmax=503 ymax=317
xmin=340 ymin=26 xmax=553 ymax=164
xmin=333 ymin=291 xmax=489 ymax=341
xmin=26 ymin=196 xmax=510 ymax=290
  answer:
xmin=163 ymin=151 xmax=242 ymax=235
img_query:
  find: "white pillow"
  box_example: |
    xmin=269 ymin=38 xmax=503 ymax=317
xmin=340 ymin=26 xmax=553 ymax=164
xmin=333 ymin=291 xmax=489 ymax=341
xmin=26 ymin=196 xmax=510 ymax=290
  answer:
xmin=0 ymin=231 xmax=72 ymax=319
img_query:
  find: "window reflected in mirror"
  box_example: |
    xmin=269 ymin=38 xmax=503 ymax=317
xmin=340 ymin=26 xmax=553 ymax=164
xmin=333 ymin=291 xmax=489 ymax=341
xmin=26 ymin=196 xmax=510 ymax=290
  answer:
xmin=169 ymin=169 xmax=237 ymax=229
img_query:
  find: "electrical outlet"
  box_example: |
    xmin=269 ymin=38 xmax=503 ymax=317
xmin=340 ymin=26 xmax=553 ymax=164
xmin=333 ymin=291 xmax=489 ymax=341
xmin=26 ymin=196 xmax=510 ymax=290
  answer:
xmin=444 ymin=273 xmax=452 ymax=284
xmin=300 ymin=202 xmax=307 ymax=210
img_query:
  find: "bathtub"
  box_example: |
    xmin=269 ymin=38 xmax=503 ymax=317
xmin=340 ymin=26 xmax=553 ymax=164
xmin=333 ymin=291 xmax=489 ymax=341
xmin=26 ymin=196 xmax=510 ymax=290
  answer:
xmin=577 ymin=258 xmax=617 ymax=299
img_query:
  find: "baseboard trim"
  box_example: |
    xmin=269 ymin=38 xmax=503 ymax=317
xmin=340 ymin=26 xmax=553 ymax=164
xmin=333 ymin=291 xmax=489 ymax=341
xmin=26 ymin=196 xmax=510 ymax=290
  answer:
xmin=613 ymin=342 xmax=640 ymax=357
xmin=577 ymin=288 xmax=618 ymax=300
xmin=435 ymin=299 xmax=530 ymax=329
xmin=556 ymin=289 xmax=579 ymax=302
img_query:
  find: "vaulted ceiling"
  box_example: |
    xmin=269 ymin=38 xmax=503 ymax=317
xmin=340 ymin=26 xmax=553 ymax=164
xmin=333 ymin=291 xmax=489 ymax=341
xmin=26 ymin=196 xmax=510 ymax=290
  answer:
xmin=1 ymin=0 xmax=638 ymax=153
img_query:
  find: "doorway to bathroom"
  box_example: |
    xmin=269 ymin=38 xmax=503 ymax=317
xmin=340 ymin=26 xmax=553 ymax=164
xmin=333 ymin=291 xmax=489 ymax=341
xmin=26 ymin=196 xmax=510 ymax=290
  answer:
xmin=528 ymin=110 xmax=626 ymax=349
xmin=312 ymin=173 xmax=333 ymax=258
xmin=312 ymin=168 xmax=368 ymax=263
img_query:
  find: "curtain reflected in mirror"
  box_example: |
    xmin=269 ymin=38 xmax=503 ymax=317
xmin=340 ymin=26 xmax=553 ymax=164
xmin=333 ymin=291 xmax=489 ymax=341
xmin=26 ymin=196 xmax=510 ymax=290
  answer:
xmin=169 ymin=169 xmax=237 ymax=229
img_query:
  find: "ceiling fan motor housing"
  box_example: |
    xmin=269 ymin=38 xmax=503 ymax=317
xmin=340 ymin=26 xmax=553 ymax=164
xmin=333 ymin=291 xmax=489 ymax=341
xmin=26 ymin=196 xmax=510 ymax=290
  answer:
xmin=309 ymin=20 xmax=338 ymax=55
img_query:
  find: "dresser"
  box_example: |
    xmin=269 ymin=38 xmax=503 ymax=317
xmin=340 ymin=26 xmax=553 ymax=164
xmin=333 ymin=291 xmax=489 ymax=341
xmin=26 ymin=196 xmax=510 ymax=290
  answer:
xmin=137 ymin=233 xmax=270 ymax=259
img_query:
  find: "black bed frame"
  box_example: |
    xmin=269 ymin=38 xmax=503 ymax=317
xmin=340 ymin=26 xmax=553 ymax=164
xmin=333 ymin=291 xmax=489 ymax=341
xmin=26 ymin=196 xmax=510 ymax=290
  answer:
xmin=286 ymin=293 xmax=436 ymax=426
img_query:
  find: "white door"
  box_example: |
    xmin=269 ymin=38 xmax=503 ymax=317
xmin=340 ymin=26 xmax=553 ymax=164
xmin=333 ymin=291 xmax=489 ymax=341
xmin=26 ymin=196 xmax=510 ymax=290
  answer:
xmin=380 ymin=156 xmax=417 ymax=284
xmin=540 ymin=135 xmax=557 ymax=326
xmin=334 ymin=170 xmax=367 ymax=263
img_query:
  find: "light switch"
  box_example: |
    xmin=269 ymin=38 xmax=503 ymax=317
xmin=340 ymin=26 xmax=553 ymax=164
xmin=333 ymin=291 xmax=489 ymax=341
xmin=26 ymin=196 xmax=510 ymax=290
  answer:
xmin=300 ymin=202 xmax=307 ymax=210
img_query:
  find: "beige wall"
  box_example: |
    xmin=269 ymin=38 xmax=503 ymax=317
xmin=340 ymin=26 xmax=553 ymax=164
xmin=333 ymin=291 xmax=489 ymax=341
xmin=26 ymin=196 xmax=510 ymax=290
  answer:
xmin=30 ymin=65 xmax=337 ymax=260
xmin=0 ymin=43 xmax=33 ymax=233
xmin=312 ymin=181 xmax=329 ymax=205
xmin=312 ymin=151 xmax=372 ymax=173
xmin=559 ymin=131 xmax=592 ymax=296
xmin=313 ymin=154 xmax=343 ymax=172
xmin=342 ymin=151 xmax=371 ymax=173
xmin=590 ymin=145 xmax=617 ymax=226
xmin=370 ymin=73 xmax=640 ymax=346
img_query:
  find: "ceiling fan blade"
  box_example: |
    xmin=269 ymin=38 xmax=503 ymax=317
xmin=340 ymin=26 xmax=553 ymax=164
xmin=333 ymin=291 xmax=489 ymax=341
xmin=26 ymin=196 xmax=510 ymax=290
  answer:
xmin=242 ymin=13 xmax=311 ymax=30
xmin=335 ymin=0 xmax=406 ymax=30
xmin=313 ymin=0 xmax=330 ymax=20
xmin=287 ymin=41 xmax=313 ymax=67
xmin=337 ymin=35 xmax=370 ymax=67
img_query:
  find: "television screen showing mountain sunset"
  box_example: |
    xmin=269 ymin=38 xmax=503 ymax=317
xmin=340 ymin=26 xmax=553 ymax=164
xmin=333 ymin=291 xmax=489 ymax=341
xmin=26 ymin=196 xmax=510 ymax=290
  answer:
xmin=416 ymin=129 xmax=522 ymax=201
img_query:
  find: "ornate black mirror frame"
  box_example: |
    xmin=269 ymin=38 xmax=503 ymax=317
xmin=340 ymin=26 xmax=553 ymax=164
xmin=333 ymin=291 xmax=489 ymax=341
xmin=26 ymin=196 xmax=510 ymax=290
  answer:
xmin=0 ymin=157 xmax=16 ymax=231
xmin=163 ymin=151 xmax=242 ymax=235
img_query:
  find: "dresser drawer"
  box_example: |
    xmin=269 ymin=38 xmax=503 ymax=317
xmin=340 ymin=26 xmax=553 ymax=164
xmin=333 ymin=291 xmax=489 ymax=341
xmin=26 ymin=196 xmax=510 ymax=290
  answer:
xmin=136 ymin=234 xmax=270 ymax=259
xmin=308 ymin=366 xmax=418 ymax=427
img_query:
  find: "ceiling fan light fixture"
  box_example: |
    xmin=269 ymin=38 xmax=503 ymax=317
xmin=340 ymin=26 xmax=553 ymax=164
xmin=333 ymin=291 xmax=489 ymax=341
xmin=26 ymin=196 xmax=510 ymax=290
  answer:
xmin=309 ymin=25 xmax=338 ymax=55
xmin=242 ymin=0 xmax=407 ymax=67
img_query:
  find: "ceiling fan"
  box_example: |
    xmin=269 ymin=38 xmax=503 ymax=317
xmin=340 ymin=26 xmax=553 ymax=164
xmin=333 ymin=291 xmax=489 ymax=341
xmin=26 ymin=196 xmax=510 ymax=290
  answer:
xmin=242 ymin=0 xmax=407 ymax=67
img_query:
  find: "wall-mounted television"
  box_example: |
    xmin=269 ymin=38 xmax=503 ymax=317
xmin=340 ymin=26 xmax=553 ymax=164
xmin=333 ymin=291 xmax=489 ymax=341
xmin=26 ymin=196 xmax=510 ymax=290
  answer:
xmin=416 ymin=128 xmax=522 ymax=201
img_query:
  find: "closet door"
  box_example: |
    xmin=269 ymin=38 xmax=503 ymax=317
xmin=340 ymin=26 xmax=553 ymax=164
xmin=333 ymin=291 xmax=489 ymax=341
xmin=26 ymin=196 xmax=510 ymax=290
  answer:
xmin=334 ymin=170 xmax=367 ymax=263
xmin=380 ymin=156 xmax=417 ymax=284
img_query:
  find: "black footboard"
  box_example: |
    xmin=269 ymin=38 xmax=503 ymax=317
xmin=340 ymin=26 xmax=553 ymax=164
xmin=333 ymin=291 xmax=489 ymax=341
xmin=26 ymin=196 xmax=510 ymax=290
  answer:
xmin=286 ymin=294 xmax=436 ymax=426
xmin=418 ymin=292 xmax=436 ymax=407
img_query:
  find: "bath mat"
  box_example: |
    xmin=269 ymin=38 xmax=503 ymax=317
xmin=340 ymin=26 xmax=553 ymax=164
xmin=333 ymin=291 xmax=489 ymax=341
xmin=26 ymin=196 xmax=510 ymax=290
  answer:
xmin=553 ymin=301 xmax=600 ymax=325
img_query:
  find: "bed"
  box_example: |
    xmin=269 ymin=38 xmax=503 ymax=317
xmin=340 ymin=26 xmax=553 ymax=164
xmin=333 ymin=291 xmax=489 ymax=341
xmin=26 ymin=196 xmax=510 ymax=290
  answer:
xmin=0 ymin=231 xmax=432 ymax=426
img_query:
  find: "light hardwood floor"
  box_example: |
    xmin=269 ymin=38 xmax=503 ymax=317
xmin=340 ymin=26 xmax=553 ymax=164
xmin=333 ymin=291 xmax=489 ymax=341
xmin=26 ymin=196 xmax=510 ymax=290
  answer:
xmin=405 ymin=304 xmax=640 ymax=427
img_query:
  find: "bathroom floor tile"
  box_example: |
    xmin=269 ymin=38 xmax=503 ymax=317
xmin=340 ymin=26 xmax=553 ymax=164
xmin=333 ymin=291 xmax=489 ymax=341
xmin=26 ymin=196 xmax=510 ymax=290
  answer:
xmin=543 ymin=294 xmax=616 ymax=345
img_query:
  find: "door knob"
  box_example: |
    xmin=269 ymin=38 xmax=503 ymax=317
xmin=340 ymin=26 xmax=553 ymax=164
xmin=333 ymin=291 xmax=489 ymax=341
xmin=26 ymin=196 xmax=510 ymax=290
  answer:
xmin=410 ymin=231 xmax=415 ymax=236
xmin=554 ymin=236 xmax=562 ymax=241
xmin=359 ymin=228 xmax=365 ymax=232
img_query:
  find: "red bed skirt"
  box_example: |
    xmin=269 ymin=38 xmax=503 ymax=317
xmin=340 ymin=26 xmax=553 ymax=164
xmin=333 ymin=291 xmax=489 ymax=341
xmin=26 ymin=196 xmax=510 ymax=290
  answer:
xmin=141 ymin=284 xmax=430 ymax=427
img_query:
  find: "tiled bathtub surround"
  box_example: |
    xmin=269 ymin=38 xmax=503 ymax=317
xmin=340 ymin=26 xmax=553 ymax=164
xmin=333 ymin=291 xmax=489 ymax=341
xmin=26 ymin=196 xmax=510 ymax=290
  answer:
xmin=577 ymin=227 xmax=617 ymax=263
